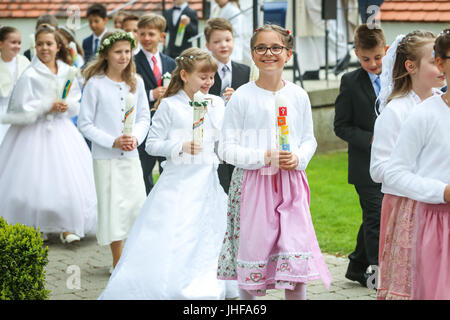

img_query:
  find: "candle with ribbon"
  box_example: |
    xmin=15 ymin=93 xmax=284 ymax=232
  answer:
xmin=69 ymin=41 xmax=82 ymax=68
xmin=60 ymin=66 xmax=77 ymax=101
xmin=275 ymin=94 xmax=290 ymax=151
xmin=123 ymin=93 xmax=136 ymax=136
xmin=162 ymin=72 xmax=172 ymax=87
xmin=174 ymin=22 xmax=186 ymax=47
xmin=190 ymin=91 xmax=208 ymax=145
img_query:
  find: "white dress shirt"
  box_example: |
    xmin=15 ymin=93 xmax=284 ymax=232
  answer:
xmin=141 ymin=48 xmax=163 ymax=102
xmin=172 ymin=2 xmax=188 ymax=25
xmin=78 ymin=74 xmax=150 ymax=160
xmin=384 ymin=95 xmax=450 ymax=204
xmin=218 ymin=81 xmax=317 ymax=170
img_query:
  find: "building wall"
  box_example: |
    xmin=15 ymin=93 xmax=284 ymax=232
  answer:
xmin=381 ymin=21 xmax=449 ymax=44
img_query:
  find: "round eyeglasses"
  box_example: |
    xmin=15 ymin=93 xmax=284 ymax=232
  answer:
xmin=252 ymin=45 xmax=288 ymax=55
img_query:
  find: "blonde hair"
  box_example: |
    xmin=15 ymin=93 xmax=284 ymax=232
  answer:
xmin=204 ymin=18 xmax=234 ymax=42
xmin=154 ymin=48 xmax=218 ymax=109
xmin=82 ymin=31 xmax=137 ymax=93
xmin=388 ymin=30 xmax=435 ymax=103
xmin=137 ymin=13 xmax=166 ymax=33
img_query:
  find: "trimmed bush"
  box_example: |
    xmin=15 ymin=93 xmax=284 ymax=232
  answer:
xmin=0 ymin=217 xmax=50 ymax=300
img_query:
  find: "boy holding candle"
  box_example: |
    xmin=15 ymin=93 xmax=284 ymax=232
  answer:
xmin=134 ymin=13 xmax=177 ymax=194
xmin=82 ymin=3 xmax=109 ymax=65
xmin=163 ymin=0 xmax=198 ymax=59
xmin=204 ymin=17 xmax=250 ymax=194
xmin=333 ymin=24 xmax=387 ymax=287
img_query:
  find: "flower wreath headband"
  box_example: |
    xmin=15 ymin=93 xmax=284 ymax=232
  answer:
xmin=96 ymin=32 xmax=137 ymax=55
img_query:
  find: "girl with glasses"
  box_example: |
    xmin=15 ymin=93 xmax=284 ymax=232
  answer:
xmin=216 ymin=24 xmax=332 ymax=300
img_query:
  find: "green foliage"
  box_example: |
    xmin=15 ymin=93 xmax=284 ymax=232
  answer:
xmin=0 ymin=217 xmax=50 ymax=300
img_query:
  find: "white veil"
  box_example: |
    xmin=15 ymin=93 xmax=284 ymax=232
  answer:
xmin=376 ymin=34 xmax=406 ymax=115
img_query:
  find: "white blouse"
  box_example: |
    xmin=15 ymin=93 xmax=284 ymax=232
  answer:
xmin=78 ymin=74 xmax=150 ymax=160
xmin=384 ymin=95 xmax=450 ymax=204
xmin=370 ymin=91 xmax=422 ymax=196
xmin=218 ymin=81 xmax=317 ymax=170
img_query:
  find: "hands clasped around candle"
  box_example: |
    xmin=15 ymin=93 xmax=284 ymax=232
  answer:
xmin=113 ymin=135 xmax=138 ymax=152
xmin=264 ymin=150 xmax=299 ymax=171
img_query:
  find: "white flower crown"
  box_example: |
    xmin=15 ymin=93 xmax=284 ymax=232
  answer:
xmin=96 ymin=32 xmax=137 ymax=55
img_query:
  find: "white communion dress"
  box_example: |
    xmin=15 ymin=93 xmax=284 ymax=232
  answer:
xmin=99 ymin=90 xmax=229 ymax=299
xmin=0 ymin=56 xmax=97 ymax=237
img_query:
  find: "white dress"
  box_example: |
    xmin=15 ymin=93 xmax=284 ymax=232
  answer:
xmin=99 ymin=90 xmax=228 ymax=299
xmin=0 ymin=57 xmax=97 ymax=237
xmin=0 ymin=54 xmax=30 ymax=144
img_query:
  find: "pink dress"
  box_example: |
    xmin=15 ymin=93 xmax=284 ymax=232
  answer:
xmin=217 ymin=166 xmax=332 ymax=296
xmin=412 ymin=202 xmax=450 ymax=300
xmin=377 ymin=194 xmax=418 ymax=300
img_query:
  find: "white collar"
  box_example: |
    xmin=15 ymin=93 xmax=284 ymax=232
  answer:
xmin=141 ymin=47 xmax=160 ymax=60
xmin=174 ymin=2 xmax=188 ymax=11
xmin=94 ymin=29 xmax=108 ymax=40
xmin=217 ymin=59 xmax=232 ymax=72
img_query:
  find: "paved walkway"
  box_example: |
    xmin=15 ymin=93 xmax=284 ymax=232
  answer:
xmin=44 ymin=233 xmax=376 ymax=300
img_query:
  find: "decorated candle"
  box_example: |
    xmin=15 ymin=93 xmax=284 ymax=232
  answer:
xmin=174 ymin=22 xmax=186 ymax=47
xmin=61 ymin=67 xmax=77 ymax=101
xmin=123 ymin=93 xmax=136 ymax=136
xmin=275 ymin=94 xmax=290 ymax=151
xmin=69 ymin=41 xmax=82 ymax=68
xmin=190 ymin=91 xmax=208 ymax=145
xmin=162 ymin=72 xmax=172 ymax=87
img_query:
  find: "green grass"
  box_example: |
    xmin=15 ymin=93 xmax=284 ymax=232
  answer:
xmin=306 ymin=151 xmax=360 ymax=257
xmin=152 ymin=151 xmax=360 ymax=257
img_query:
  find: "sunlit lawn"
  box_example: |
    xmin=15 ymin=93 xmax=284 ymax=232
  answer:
xmin=152 ymin=151 xmax=360 ymax=257
xmin=306 ymin=151 xmax=360 ymax=257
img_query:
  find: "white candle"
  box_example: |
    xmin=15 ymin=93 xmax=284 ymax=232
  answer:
xmin=123 ymin=93 xmax=135 ymax=136
xmin=191 ymin=91 xmax=208 ymax=145
xmin=275 ymin=94 xmax=290 ymax=151
xmin=162 ymin=72 xmax=171 ymax=87
xmin=60 ymin=67 xmax=77 ymax=101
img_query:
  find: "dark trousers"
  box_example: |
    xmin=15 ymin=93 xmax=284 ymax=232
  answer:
xmin=138 ymin=140 xmax=164 ymax=195
xmin=217 ymin=162 xmax=235 ymax=195
xmin=347 ymin=184 xmax=383 ymax=273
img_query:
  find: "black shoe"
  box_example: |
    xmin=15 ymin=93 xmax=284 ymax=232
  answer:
xmin=345 ymin=270 xmax=376 ymax=289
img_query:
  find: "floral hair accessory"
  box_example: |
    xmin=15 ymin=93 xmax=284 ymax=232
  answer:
xmin=175 ymin=55 xmax=195 ymax=62
xmin=96 ymin=31 xmax=136 ymax=55
xmin=254 ymin=28 xmax=259 ymax=33
xmin=286 ymin=29 xmax=290 ymax=35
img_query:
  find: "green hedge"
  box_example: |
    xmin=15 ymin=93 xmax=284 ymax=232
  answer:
xmin=0 ymin=217 xmax=50 ymax=300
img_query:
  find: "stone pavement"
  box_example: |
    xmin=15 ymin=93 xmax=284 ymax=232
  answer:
xmin=43 ymin=233 xmax=376 ymax=300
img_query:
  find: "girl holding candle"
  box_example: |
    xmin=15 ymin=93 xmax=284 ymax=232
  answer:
xmin=369 ymin=31 xmax=444 ymax=300
xmin=382 ymin=29 xmax=450 ymax=300
xmin=0 ymin=26 xmax=97 ymax=243
xmin=217 ymin=24 xmax=332 ymax=300
xmin=78 ymin=31 xmax=150 ymax=272
xmin=0 ymin=26 xmax=30 ymax=144
xmin=100 ymin=48 xmax=229 ymax=300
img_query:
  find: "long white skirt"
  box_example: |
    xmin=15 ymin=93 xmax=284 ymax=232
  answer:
xmin=93 ymin=157 xmax=146 ymax=246
xmin=0 ymin=117 xmax=97 ymax=237
xmin=99 ymin=160 xmax=229 ymax=300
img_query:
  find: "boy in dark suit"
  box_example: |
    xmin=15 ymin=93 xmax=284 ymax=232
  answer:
xmin=205 ymin=18 xmax=250 ymax=194
xmin=334 ymin=24 xmax=387 ymax=288
xmin=163 ymin=0 xmax=198 ymax=59
xmin=82 ymin=3 xmax=109 ymax=65
xmin=135 ymin=13 xmax=177 ymax=195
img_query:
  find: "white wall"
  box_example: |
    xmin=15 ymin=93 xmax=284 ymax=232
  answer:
xmin=381 ymin=21 xmax=450 ymax=45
